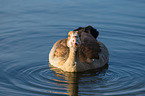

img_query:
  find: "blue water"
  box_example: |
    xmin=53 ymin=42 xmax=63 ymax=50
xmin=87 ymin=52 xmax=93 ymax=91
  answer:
xmin=0 ymin=0 xmax=145 ymax=96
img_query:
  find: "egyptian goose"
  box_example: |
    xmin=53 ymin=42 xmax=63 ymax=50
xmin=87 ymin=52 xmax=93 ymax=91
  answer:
xmin=49 ymin=26 xmax=109 ymax=72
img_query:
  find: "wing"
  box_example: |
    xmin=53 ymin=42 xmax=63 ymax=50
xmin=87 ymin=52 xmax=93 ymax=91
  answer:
xmin=54 ymin=39 xmax=69 ymax=59
xmin=79 ymin=32 xmax=101 ymax=62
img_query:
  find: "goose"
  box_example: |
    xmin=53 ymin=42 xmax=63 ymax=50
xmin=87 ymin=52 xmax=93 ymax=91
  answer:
xmin=49 ymin=26 xmax=109 ymax=72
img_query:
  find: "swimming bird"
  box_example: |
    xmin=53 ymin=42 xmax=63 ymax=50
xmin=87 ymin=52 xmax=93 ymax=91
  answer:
xmin=49 ymin=26 xmax=109 ymax=72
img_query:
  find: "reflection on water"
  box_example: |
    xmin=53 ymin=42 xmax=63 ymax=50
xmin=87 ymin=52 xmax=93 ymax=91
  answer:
xmin=49 ymin=64 xmax=109 ymax=96
xmin=0 ymin=0 xmax=145 ymax=96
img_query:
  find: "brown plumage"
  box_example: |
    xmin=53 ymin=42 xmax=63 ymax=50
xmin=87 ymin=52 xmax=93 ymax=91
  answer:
xmin=54 ymin=39 xmax=69 ymax=59
xmin=79 ymin=32 xmax=101 ymax=62
xmin=54 ymin=30 xmax=101 ymax=63
xmin=49 ymin=26 xmax=109 ymax=72
xmin=74 ymin=25 xmax=99 ymax=39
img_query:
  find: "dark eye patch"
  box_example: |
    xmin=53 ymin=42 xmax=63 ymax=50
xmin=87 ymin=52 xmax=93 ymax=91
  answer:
xmin=72 ymin=36 xmax=78 ymax=38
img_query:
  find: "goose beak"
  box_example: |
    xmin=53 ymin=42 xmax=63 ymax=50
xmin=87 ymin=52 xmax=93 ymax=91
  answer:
xmin=72 ymin=43 xmax=79 ymax=48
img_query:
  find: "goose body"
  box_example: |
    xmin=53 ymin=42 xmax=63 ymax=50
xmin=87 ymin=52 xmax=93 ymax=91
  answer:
xmin=49 ymin=26 xmax=109 ymax=72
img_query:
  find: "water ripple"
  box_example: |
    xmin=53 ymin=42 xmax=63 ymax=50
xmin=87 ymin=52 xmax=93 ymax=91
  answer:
xmin=1 ymin=0 xmax=145 ymax=95
xmin=0 ymin=61 xmax=142 ymax=96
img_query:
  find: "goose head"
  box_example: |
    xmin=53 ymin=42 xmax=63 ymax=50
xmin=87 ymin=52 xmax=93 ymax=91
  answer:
xmin=67 ymin=31 xmax=81 ymax=51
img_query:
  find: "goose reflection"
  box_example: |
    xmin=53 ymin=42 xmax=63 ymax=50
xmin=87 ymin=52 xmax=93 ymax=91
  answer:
xmin=49 ymin=64 xmax=108 ymax=96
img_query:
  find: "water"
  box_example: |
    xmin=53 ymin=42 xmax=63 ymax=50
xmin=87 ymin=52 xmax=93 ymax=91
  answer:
xmin=0 ymin=0 xmax=145 ymax=96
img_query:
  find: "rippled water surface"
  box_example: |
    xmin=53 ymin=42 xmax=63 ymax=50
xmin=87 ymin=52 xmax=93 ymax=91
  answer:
xmin=0 ymin=0 xmax=145 ymax=96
